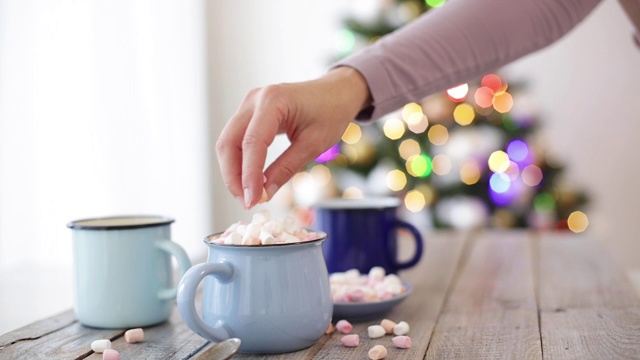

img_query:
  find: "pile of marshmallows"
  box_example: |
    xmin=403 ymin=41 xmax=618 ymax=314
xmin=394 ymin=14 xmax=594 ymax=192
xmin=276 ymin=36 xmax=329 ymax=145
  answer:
xmin=211 ymin=210 xmax=322 ymax=246
xmin=90 ymin=328 xmax=144 ymax=360
xmin=330 ymin=267 xmax=406 ymax=303
xmin=326 ymin=318 xmax=411 ymax=359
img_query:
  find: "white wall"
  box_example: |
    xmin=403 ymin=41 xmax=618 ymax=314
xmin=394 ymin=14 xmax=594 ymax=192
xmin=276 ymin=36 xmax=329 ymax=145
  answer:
xmin=208 ymin=0 xmax=640 ymax=269
xmin=0 ymin=0 xmax=209 ymax=334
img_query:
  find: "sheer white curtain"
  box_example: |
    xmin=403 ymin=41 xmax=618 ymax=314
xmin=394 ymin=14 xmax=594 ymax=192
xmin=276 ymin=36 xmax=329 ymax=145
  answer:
xmin=0 ymin=0 xmax=209 ymax=333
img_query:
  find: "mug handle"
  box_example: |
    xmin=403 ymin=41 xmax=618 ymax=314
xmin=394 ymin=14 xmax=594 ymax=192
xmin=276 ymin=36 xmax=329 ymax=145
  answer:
xmin=156 ymin=239 xmax=192 ymax=300
xmin=389 ymin=220 xmax=424 ymax=270
xmin=177 ymin=261 xmax=234 ymax=343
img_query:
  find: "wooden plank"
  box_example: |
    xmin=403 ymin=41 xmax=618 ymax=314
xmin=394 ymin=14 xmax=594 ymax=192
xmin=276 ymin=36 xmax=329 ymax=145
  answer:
xmin=0 ymin=302 xmax=208 ymax=360
xmin=537 ymin=233 xmax=640 ymax=359
xmin=0 ymin=310 xmax=76 ymax=349
xmin=227 ymin=231 xmax=467 ymax=360
xmin=426 ymin=231 xmax=542 ymax=360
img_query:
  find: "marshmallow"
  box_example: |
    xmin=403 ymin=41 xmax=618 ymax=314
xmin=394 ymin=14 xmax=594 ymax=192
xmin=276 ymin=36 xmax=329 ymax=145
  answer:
xmin=330 ymin=268 xmax=407 ymax=303
xmin=393 ymin=321 xmax=410 ymax=336
xmin=124 ymin=328 xmax=144 ymax=343
xmin=336 ymin=319 xmax=353 ymax=334
xmin=102 ymin=349 xmax=120 ymax=360
xmin=325 ymin=322 xmax=335 ymax=335
xmin=380 ymin=319 xmax=396 ymax=334
xmin=368 ymin=344 xmax=388 ymax=359
xmin=252 ymin=210 xmax=271 ymax=224
xmin=91 ymin=339 xmax=111 ymax=353
xmin=367 ymin=325 xmax=386 ymax=339
xmin=223 ymin=232 xmax=242 ymax=245
xmin=341 ymin=334 xmax=360 ymax=347
xmin=241 ymin=223 xmax=261 ymax=245
xmin=392 ymin=335 xmax=412 ymax=349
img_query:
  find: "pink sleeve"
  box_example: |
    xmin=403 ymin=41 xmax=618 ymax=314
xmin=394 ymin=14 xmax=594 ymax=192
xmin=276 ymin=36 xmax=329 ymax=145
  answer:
xmin=335 ymin=0 xmax=603 ymax=121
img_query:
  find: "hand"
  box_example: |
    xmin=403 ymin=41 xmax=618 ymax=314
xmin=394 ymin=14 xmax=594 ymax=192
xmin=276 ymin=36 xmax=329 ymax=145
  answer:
xmin=216 ymin=66 xmax=371 ymax=209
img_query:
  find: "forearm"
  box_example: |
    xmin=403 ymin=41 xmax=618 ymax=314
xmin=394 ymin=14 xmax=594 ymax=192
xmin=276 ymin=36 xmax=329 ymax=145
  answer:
xmin=336 ymin=0 xmax=604 ymax=120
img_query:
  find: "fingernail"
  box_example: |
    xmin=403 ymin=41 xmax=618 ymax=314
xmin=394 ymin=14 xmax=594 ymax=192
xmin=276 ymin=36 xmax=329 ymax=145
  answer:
xmin=244 ymin=188 xmax=252 ymax=208
xmin=262 ymin=174 xmax=267 ymax=184
xmin=266 ymin=183 xmax=279 ymax=199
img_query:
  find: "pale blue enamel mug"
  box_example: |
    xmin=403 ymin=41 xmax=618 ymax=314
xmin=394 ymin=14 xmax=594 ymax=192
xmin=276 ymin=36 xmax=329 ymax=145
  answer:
xmin=68 ymin=216 xmax=191 ymax=328
xmin=177 ymin=232 xmax=332 ymax=354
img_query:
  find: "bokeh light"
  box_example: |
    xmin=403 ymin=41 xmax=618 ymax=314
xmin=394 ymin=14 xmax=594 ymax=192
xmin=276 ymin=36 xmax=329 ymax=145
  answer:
xmin=474 ymin=86 xmax=494 ymax=108
xmin=407 ymin=112 xmax=429 ymax=133
xmin=404 ymin=190 xmax=426 ymax=212
xmin=341 ymin=123 xmax=362 ymax=144
xmin=402 ymin=102 xmax=423 ymax=121
xmin=399 ymin=139 xmax=421 ymax=160
xmin=386 ymin=169 xmax=407 ymax=191
xmin=315 ymin=144 xmax=340 ymax=163
xmin=488 ymin=150 xmax=510 ymax=173
xmin=406 ymin=154 xmax=432 ymax=178
xmin=460 ymin=160 xmax=481 ymax=185
xmin=310 ymin=164 xmax=332 ymax=186
xmin=432 ymin=154 xmax=452 ymax=175
xmin=505 ymin=161 xmax=520 ymax=181
xmin=425 ymin=0 xmax=446 ymax=8
xmin=342 ymin=186 xmax=363 ymax=199
xmin=489 ymin=172 xmax=511 ymax=193
xmin=342 ymin=144 xmax=358 ymax=164
xmin=506 ymin=139 xmax=529 ymax=162
xmin=534 ymin=193 xmax=556 ymax=213
xmin=481 ymin=74 xmax=502 ymax=93
xmin=427 ymin=124 xmax=449 ymax=145
xmin=334 ymin=29 xmax=356 ymax=55
xmin=522 ymin=165 xmax=543 ymax=186
xmin=567 ymin=211 xmax=589 ymax=233
xmin=446 ymin=83 xmax=469 ymax=102
xmin=453 ymin=103 xmax=475 ymax=126
xmin=416 ymin=184 xmax=435 ymax=205
xmin=383 ymin=118 xmax=405 ymax=140
xmin=493 ymin=92 xmax=514 ymax=113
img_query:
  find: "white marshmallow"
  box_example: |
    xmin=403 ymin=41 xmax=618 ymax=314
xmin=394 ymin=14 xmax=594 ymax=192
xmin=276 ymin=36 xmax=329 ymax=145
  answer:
xmin=393 ymin=321 xmax=410 ymax=335
xmin=241 ymin=223 xmax=262 ymax=245
xmin=90 ymin=339 xmax=111 ymax=353
xmin=367 ymin=325 xmax=386 ymax=338
xmin=224 ymin=232 xmax=242 ymax=245
xmin=252 ymin=210 xmax=271 ymax=224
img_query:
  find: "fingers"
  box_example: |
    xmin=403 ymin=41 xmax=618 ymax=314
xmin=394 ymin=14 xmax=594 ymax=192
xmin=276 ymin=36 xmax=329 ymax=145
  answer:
xmin=216 ymin=91 xmax=258 ymax=204
xmin=241 ymin=90 xmax=281 ymax=208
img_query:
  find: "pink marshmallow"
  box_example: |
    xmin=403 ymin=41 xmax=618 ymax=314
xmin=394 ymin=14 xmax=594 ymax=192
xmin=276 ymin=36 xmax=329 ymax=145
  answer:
xmin=102 ymin=349 xmax=120 ymax=360
xmin=392 ymin=335 xmax=412 ymax=349
xmin=335 ymin=319 xmax=353 ymax=334
xmin=340 ymin=334 xmax=360 ymax=347
xmin=124 ymin=328 xmax=144 ymax=343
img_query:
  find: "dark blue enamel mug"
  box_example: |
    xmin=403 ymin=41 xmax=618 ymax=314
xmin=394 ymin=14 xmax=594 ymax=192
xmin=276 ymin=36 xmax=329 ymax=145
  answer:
xmin=312 ymin=197 xmax=424 ymax=274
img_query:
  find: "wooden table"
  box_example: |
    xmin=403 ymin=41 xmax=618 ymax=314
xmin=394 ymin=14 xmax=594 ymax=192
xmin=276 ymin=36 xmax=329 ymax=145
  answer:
xmin=2 ymin=231 xmax=640 ymax=359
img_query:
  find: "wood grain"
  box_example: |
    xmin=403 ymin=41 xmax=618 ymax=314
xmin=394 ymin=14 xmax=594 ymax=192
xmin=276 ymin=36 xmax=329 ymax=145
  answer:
xmin=229 ymin=231 xmax=467 ymax=360
xmin=537 ymin=232 xmax=640 ymax=359
xmin=426 ymin=231 xmax=542 ymax=360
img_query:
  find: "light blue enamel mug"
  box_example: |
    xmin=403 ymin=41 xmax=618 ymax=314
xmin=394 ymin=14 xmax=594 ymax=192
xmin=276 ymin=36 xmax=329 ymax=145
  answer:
xmin=177 ymin=232 xmax=332 ymax=354
xmin=68 ymin=215 xmax=191 ymax=328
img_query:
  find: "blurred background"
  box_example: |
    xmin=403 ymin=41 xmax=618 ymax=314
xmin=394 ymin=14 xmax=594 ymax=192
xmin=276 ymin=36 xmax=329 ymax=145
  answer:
xmin=1 ymin=0 xmax=639 ymax=334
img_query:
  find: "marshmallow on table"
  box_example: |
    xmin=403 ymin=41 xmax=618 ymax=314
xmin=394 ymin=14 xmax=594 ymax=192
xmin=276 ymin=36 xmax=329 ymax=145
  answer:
xmin=335 ymin=319 xmax=353 ymax=334
xmin=102 ymin=349 xmax=120 ymax=360
xmin=367 ymin=325 xmax=386 ymax=339
xmin=393 ymin=321 xmax=410 ymax=335
xmin=392 ymin=335 xmax=412 ymax=349
xmin=340 ymin=334 xmax=360 ymax=347
xmin=124 ymin=328 xmax=144 ymax=343
xmin=325 ymin=322 xmax=335 ymax=335
xmin=91 ymin=339 xmax=111 ymax=353
xmin=380 ymin=319 xmax=396 ymax=334
xmin=368 ymin=344 xmax=388 ymax=360
xmin=330 ymin=266 xmax=407 ymax=303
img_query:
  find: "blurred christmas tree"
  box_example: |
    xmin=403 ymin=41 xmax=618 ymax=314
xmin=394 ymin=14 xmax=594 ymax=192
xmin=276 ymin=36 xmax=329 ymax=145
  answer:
xmin=294 ymin=0 xmax=589 ymax=232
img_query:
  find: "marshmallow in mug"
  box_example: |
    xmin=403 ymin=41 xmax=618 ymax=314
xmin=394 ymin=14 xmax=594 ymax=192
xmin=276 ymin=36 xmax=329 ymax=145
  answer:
xmin=212 ymin=210 xmax=322 ymax=246
xmin=330 ymin=267 xmax=407 ymax=303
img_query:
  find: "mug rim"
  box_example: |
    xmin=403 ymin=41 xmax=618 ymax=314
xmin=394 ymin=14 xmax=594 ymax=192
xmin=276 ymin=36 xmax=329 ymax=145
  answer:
xmin=312 ymin=196 xmax=400 ymax=210
xmin=67 ymin=215 xmax=175 ymax=230
xmin=204 ymin=230 xmax=327 ymax=247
